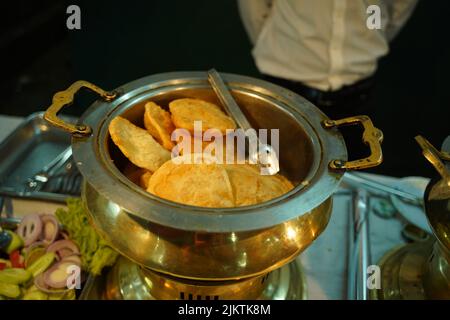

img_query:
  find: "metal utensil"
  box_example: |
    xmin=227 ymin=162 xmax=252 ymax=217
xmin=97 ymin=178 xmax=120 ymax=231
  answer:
xmin=207 ymin=69 xmax=279 ymax=175
xmin=25 ymin=146 xmax=72 ymax=192
xmin=49 ymin=172 xmax=82 ymax=195
xmin=343 ymin=172 xmax=423 ymax=206
xmin=347 ymin=189 xmax=371 ymax=300
xmin=0 ymin=196 xmax=13 ymax=219
xmin=42 ymin=158 xmax=82 ymax=195
xmin=415 ymin=135 xmax=450 ymax=201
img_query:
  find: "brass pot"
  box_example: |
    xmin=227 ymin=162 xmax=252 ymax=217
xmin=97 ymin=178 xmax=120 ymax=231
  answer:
xmin=416 ymin=136 xmax=450 ymax=298
xmin=44 ymin=72 xmax=383 ymax=281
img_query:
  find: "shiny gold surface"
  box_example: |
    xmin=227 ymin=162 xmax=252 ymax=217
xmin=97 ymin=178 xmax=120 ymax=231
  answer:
xmin=101 ymin=256 xmax=306 ymax=300
xmin=44 ymin=80 xmax=116 ymax=136
xmin=415 ymin=135 xmax=450 ymax=250
xmin=375 ymin=241 xmax=430 ymax=300
xmin=374 ymin=239 xmax=450 ymax=300
xmin=83 ymin=181 xmax=332 ymax=281
xmin=422 ymin=241 xmax=450 ymax=299
xmin=415 ymin=135 xmax=450 ymax=201
xmin=323 ymin=115 xmax=383 ymax=170
xmin=43 ymin=76 xmax=381 ymax=284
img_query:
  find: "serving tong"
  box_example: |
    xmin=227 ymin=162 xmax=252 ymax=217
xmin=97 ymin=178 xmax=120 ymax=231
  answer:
xmin=25 ymin=146 xmax=73 ymax=192
xmin=23 ymin=146 xmax=82 ymax=197
xmin=207 ymin=69 xmax=280 ymax=175
xmin=343 ymin=172 xmax=423 ymax=206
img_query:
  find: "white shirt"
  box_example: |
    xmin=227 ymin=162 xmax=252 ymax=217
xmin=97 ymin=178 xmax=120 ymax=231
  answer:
xmin=238 ymin=0 xmax=418 ymax=91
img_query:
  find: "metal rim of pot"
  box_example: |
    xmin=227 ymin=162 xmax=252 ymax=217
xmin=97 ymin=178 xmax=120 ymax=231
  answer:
xmin=43 ymin=71 xmax=383 ymax=232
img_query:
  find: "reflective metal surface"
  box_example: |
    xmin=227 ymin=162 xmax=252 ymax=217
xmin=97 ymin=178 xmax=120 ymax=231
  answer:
xmin=43 ymin=72 xmax=382 ymax=281
xmin=44 ymin=80 xmax=116 ymax=136
xmin=0 ymin=112 xmax=76 ymax=202
xmin=322 ymin=116 xmax=383 ymax=170
xmin=374 ymin=239 xmax=449 ymax=300
xmin=416 ymin=135 xmax=450 ymax=201
xmin=375 ymin=136 xmax=450 ymax=300
xmin=374 ymin=240 xmax=432 ymax=299
xmin=422 ymin=241 xmax=450 ymax=299
xmin=72 ymin=72 xmax=349 ymax=232
xmin=84 ymin=180 xmax=332 ymax=280
xmin=100 ymin=256 xmax=306 ymax=300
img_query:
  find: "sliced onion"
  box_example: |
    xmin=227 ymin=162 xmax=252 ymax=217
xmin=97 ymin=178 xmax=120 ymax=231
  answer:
xmin=22 ymin=241 xmax=46 ymax=256
xmin=17 ymin=214 xmax=43 ymax=246
xmin=34 ymin=273 xmax=70 ymax=294
xmin=60 ymin=231 xmax=70 ymax=240
xmin=39 ymin=215 xmax=59 ymax=245
xmin=61 ymin=255 xmax=81 ymax=267
xmin=46 ymin=240 xmax=80 ymax=260
xmin=43 ymin=261 xmax=77 ymax=289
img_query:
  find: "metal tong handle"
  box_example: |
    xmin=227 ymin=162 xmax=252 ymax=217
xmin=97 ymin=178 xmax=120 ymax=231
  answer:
xmin=343 ymin=172 xmax=423 ymax=205
xmin=42 ymin=146 xmax=73 ymax=177
xmin=26 ymin=147 xmax=73 ymax=192
xmin=207 ymin=69 xmax=253 ymax=131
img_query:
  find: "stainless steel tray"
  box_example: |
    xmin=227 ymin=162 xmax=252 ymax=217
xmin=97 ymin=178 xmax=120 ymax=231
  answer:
xmin=0 ymin=112 xmax=77 ymax=202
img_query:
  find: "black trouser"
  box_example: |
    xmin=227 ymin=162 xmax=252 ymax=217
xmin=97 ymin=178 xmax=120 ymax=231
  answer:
xmin=263 ymin=75 xmax=376 ymax=161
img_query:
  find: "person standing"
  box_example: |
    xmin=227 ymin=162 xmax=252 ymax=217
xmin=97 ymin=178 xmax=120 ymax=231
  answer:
xmin=238 ymin=0 xmax=418 ymax=159
xmin=238 ymin=0 xmax=418 ymax=119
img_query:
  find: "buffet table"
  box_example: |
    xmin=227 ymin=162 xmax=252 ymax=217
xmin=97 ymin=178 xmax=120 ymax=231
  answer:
xmin=0 ymin=114 xmax=406 ymax=300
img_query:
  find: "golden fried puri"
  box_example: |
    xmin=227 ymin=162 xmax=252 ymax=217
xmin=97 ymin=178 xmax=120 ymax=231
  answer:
xmin=144 ymin=101 xmax=175 ymax=150
xmin=225 ymin=164 xmax=294 ymax=206
xmin=147 ymin=154 xmax=234 ymax=208
xmin=169 ymin=98 xmax=236 ymax=134
xmin=224 ymin=164 xmax=259 ymax=206
xmin=109 ymin=116 xmax=171 ymax=172
xmin=139 ymin=171 xmax=153 ymax=189
xmin=110 ymin=97 xmax=294 ymax=208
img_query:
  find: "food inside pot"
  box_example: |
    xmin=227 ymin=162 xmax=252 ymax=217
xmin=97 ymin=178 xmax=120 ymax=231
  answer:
xmin=109 ymin=98 xmax=294 ymax=208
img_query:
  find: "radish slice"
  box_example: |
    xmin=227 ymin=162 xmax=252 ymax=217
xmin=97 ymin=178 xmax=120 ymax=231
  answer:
xmin=46 ymin=240 xmax=80 ymax=260
xmin=17 ymin=214 xmax=43 ymax=246
xmin=40 ymin=215 xmax=59 ymax=245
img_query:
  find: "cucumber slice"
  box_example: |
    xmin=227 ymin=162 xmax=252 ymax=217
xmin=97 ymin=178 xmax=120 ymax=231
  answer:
xmin=0 ymin=268 xmax=32 ymax=285
xmin=4 ymin=231 xmax=23 ymax=254
xmin=0 ymin=282 xmax=21 ymax=298
xmin=26 ymin=252 xmax=56 ymax=277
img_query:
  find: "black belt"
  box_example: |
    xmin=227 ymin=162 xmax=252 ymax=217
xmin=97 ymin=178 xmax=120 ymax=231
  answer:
xmin=264 ymin=75 xmax=375 ymax=109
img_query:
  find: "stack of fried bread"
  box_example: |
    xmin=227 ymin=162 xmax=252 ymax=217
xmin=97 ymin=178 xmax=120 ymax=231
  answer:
xmin=109 ymin=98 xmax=294 ymax=208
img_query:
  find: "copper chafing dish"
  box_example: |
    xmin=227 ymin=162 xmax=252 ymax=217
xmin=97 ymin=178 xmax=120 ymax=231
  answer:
xmin=43 ymin=72 xmax=383 ymax=285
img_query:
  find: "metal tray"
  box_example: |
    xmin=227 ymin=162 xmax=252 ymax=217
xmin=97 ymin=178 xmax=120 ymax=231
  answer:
xmin=0 ymin=112 xmax=77 ymax=202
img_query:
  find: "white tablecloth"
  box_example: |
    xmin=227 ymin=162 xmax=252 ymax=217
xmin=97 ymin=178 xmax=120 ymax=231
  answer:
xmin=0 ymin=114 xmax=406 ymax=299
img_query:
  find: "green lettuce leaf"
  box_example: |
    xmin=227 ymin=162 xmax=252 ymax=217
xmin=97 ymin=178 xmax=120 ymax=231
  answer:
xmin=55 ymin=198 xmax=118 ymax=276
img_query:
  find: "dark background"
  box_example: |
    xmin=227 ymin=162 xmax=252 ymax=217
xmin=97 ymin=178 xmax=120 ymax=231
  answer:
xmin=2 ymin=0 xmax=449 ymax=177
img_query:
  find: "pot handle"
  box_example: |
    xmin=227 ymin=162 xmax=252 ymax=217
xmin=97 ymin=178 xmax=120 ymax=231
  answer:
xmin=44 ymin=80 xmax=117 ymax=136
xmin=322 ymin=115 xmax=383 ymax=170
xmin=415 ymin=135 xmax=450 ymax=178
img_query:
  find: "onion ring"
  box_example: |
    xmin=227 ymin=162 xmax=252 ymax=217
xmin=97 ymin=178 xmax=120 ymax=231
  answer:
xmin=40 ymin=214 xmax=59 ymax=245
xmin=46 ymin=240 xmax=80 ymax=260
xmin=16 ymin=214 xmax=43 ymax=246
